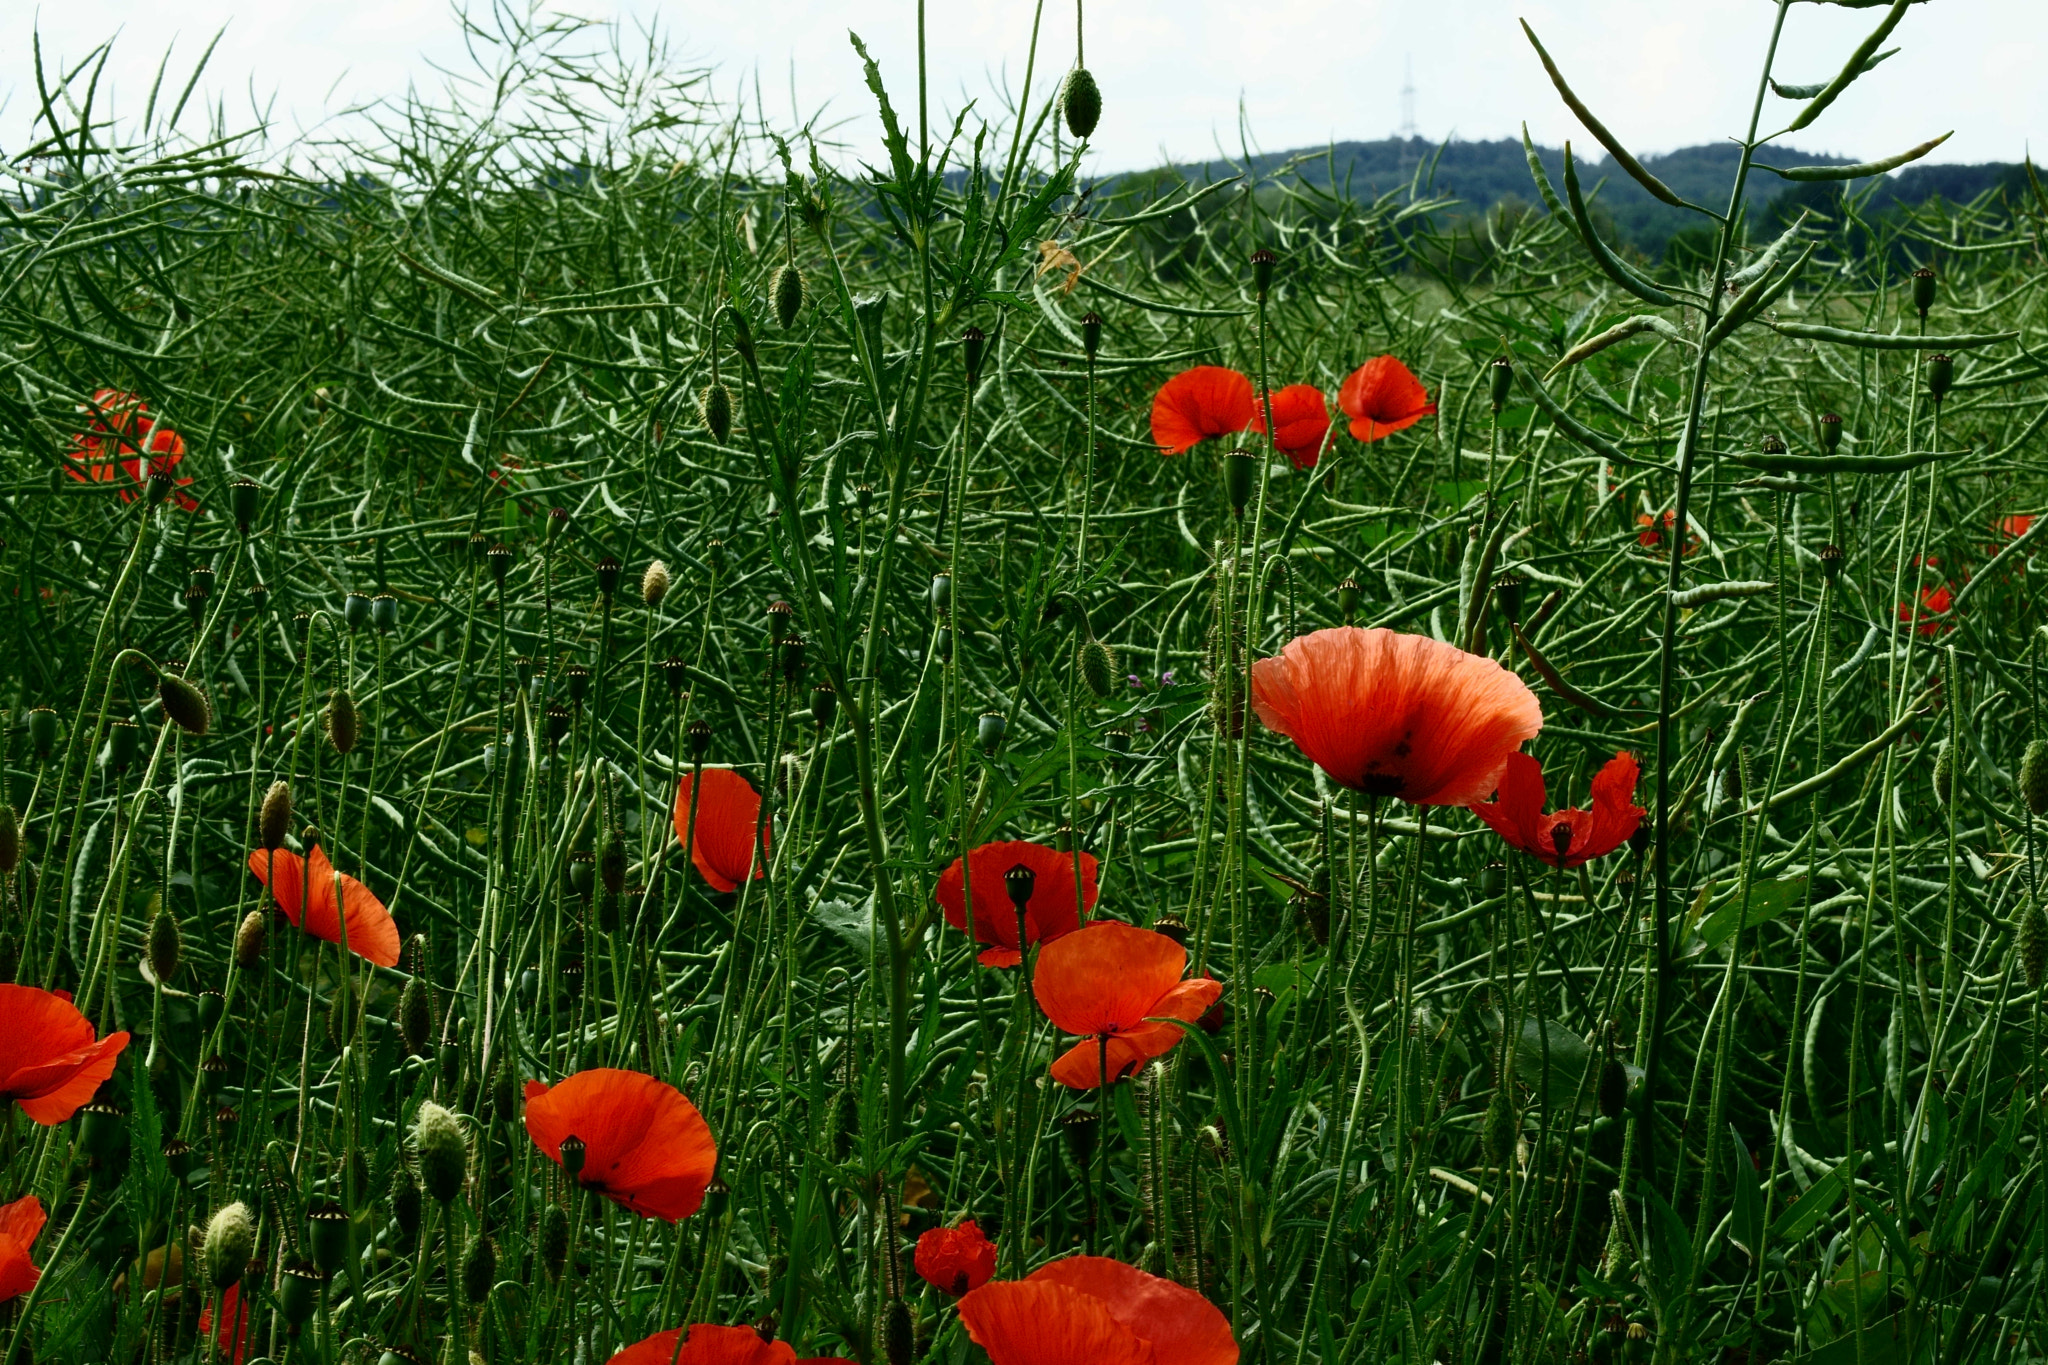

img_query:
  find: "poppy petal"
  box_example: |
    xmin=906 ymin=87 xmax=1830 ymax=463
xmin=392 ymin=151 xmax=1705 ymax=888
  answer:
xmin=1582 ymin=751 xmax=1645 ymax=863
xmin=914 ymin=1219 xmax=998 ymax=1296
xmin=1249 ymin=385 xmax=1332 ymax=470
xmin=1027 ymin=1257 xmax=1239 ymax=1365
xmin=607 ymin=1325 xmax=797 ymax=1365
xmin=673 ymin=769 xmax=770 ymax=893
xmin=959 ymin=1280 xmax=1158 ymax=1365
xmin=936 ymin=841 xmax=1099 ymax=963
xmin=0 ymin=984 xmax=129 ymax=1125
xmin=0 ymin=1195 xmax=44 ymax=1303
xmin=1033 ymin=922 xmax=1189 ymax=1038
xmin=1149 ymin=367 xmax=1256 ymax=456
xmin=1467 ymin=752 xmax=1549 ymax=859
xmin=1337 ymin=356 xmax=1436 ymax=444
xmin=524 ymin=1068 xmax=719 ymax=1222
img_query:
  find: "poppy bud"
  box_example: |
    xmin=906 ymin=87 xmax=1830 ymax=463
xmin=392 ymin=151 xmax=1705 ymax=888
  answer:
xmin=545 ymin=704 xmax=572 ymax=748
xmin=929 ymin=574 xmax=951 ymax=613
xmin=1928 ymin=354 xmax=1953 ymax=404
xmin=688 ymin=719 xmax=712 ymax=760
xmin=1818 ymin=411 xmax=1843 ymax=451
xmin=157 ymin=672 xmax=211 ymax=737
xmin=280 ymin=1264 xmax=322 ymax=1326
xmin=1819 ymin=544 xmax=1844 ymax=582
xmin=1062 ymin=1110 xmax=1098 ymax=1162
xmin=345 ymin=592 xmax=373 ymax=632
xmin=372 ymin=593 xmax=400 ymax=633
xmin=184 ymin=584 xmax=209 ymax=629
xmin=412 ymin=1101 xmax=468 ymax=1204
xmin=781 ymin=635 xmax=808 ymax=686
xmin=1250 ymin=247 xmax=1277 ymax=299
xmin=487 ymin=543 xmax=514 ymax=588
xmin=663 ymin=657 xmax=691 ymax=693
xmin=307 ymin=1203 xmax=351 ymax=1275
xmin=1912 ymin=266 xmax=1937 ymax=318
xmin=977 ymin=711 xmax=1006 ymax=754
xmin=327 ymin=689 xmax=358 ymax=756
xmin=559 ymin=1133 xmax=587 ymax=1177
xmin=564 ymin=662 xmax=591 ymax=707
xmin=1481 ymin=1089 xmax=1517 ymax=1166
xmin=235 ymin=909 xmax=267 ymax=970
xmin=391 ymin=1173 xmax=423 ymax=1239
xmin=884 ymin=1300 xmax=913 ymax=1365
xmin=396 ymin=972 xmax=433 ymax=1057
xmin=642 ymin=560 xmax=671 ymax=608
xmin=462 ymin=1232 xmax=496 ymax=1304
xmin=1489 ymin=356 xmax=1514 ymax=413
xmin=2015 ymin=899 xmax=2046 ymax=989
xmin=196 ymin=989 xmax=224 ymax=1028
xmin=773 ymin=263 xmax=807 ymax=329
xmin=598 ymin=830 xmax=628 ymax=896
xmin=812 ymin=683 xmax=838 ymax=729
xmin=28 ymin=706 xmax=58 ymax=759
xmin=229 ymin=478 xmax=261 ymax=534
xmin=1337 ymin=577 xmax=1362 ymax=625
xmin=1080 ymin=311 xmax=1103 ymax=362
xmin=2020 ymin=739 xmax=2048 ymax=816
xmin=207 ymin=1202 xmax=256 ymax=1289
xmin=1062 ymin=67 xmax=1101 ymax=139
xmin=148 ymin=905 xmax=182 ymax=983
xmin=1598 ymin=1058 xmax=1628 ymax=1120
xmin=962 ymin=326 xmax=986 ymax=388
xmin=1223 ymin=448 xmax=1256 ymax=517
xmin=535 ymin=1202 xmax=570 ymax=1280
xmin=768 ymin=600 xmax=795 ymax=643
xmin=1759 ymin=433 xmax=1786 ymax=456
xmin=1549 ymin=822 xmax=1573 ymax=865
xmin=1004 ymin=863 xmax=1036 ymax=911
xmin=700 ymin=382 xmax=734 ymax=443
xmin=595 ymin=556 xmax=623 ymax=601
xmin=1151 ymin=915 xmax=1189 ymax=946
xmin=1932 ymin=739 xmax=1954 ymax=806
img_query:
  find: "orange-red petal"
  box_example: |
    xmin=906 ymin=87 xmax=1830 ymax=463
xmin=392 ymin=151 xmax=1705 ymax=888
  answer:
xmin=1337 ymin=356 xmax=1435 ymax=444
xmin=935 ymin=841 xmax=1098 ymax=964
xmin=246 ymin=846 xmax=400 ymax=967
xmin=1033 ymin=922 xmax=1190 ymax=1039
xmin=525 ymin=1068 xmax=719 ymax=1222
xmin=1250 ymin=385 xmax=1332 ymax=469
xmin=0 ymin=984 xmax=131 ymax=1125
xmin=1047 ymin=977 xmax=1222 ymax=1088
xmin=673 ymin=769 xmax=769 ymax=893
xmin=914 ymin=1219 xmax=998 ymax=1296
xmin=607 ymin=1326 xmax=798 ymax=1365
xmin=0 ymin=1195 xmax=45 ymax=1303
xmin=1150 ymin=367 xmax=1256 ymax=456
xmin=959 ymin=1280 xmax=1159 ymax=1365
xmin=1028 ymin=1258 xmax=1238 ymax=1365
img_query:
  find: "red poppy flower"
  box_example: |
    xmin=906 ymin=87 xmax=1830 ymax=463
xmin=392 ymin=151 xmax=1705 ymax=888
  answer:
xmin=606 ymin=1324 xmax=853 ymax=1365
xmin=525 ymin=1068 xmax=719 ymax=1222
xmin=1468 ymin=751 xmax=1643 ymax=869
xmin=1250 ymin=385 xmax=1333 ymax=470
xmin=1337 ymin=356 xmax=1435 ymax=443
xmin=64 ymin=390 xmax=198 ymax=511
xmin=0 ymin=1195 xmax=45 ymax=1303
xmin=0 ymin=984 xmax=131 ymax=1125
xmin=1898 ymin=583 xmax=1953 ymax=637
xmin=915 ymin=1219 xmax=998 ymax=1297
xmin=1250 ymin=626 xmax=1543 ymax=805
xmin=672 ymin=768 xmax=769 ymax=893
xmin=1150 ymin=367 xmax=1256 ymax=456
xmin=247 ymin=846 xmax=401 ymax=968
xmin=936 ymin=841 xmax=1099 ymax=967
xmin=959 ymin=1257 xmax=1238 ymax=1365
xmin=198 ymin=1281 xmax=252 ymax=1365
xmin=1033 ymin=922 xmax=1222 ymax=1089
xmin=1998 ymin=513 xmax=2034 ymax=540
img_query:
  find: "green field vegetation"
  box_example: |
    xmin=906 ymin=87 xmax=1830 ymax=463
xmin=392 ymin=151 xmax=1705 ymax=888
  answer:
xmin=0 ymin=2 xmax=2045 ymax=1364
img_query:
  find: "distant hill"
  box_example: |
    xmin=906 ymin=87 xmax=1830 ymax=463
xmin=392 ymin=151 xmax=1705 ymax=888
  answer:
xmin=1118 ymin=137 xmax=2024 ymax=262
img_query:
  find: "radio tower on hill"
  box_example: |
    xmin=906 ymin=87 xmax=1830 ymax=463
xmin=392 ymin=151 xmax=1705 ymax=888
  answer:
xmin=1398 ymin=56 xmax=1418 ymax=142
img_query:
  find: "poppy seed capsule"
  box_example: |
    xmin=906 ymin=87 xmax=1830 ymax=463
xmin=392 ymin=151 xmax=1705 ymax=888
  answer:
xmin=1081 ymin=311 xmax=1103 ymax=362
xmin=688 ymin=719 xmax=712 ymax=760
xmin=773 ymin=262 xmax=807 ymax=329
xmin=564 ymin=662 xmax=591 ymax=706
xmin=235 ymin=909 xmax=267 ymax=970
xmin=196 ymin=990 xmax=224 ymax=1028
xmin=1489 ymin=356 xmax=1514 ymax=412
xmin=1061 ymin=1110 xmax=1098 ymax=1162
xmin=962 ymin=326 xmax=986 ymax=388
xmin=372 ymin=593 xmax=399 ymax=633
xmin=159 ymin=673 xmax=211 ymax=737
xmin=855 ymin=483 xmax=875 ymax=514
xmin=344 ymin=592 xmax=372 ymax=632
xmin=558 ymin=1134 xmax=587 ymax=1178
xmin=412 ymin=1101 xmax=468 ymax=1203
xmin=2015 ymin=900 xmax=2046 ymax=988
xmin=1912 ymin=266 xmax=1937 ymax=318
xmin=595 ymin=556 xmax=623 ymax=599
xmin=148 ymin=906 xmax=182 ymax=983
xmin=28 ymin=706 xmax=58 ymax=759
xmin=487 ymin=543 xmax=514 ymax=588
xmin=598 ymin=830 xmax=628 ymax=895
xmin=1819 ymin=544 xmax=1844 ymax=582
xmin=812 ymin=684 xmax=837 ymax=729
xmin=663 ymin=657 xmax=691 ymax=693
xmin=327 ymin=689 xmax=358 ymax=756
xmin=1251 ymin=247 xmax=1277 ymax=299
xmin=184 ymin=584 xmax=209 ymax=628
xmin=1223 ymin=448 xmax=1256 ymax=516
xmin=1760 ymin=433 xmax=1787 ymax=456
xmin=545 ymin=704 xmax=572 ymax=748
xmin=1062 ymin=66 xmax=1101 ymax=139
xmin=0 ymin=805 xmax=20 ymax=875
xmin=2019 ymin=739 xmax=2048 ymax=816
xmin=1493 ymin=573 xmax=1526 ymax=626
xmin=228 ymin=477 xmax=260 ymax=534
xmin=1004 ymin=863 xmax=1036 ymax=911
xmin=1080 ymin=638 xmax=1117 ymax=699
xmin=1819 ymin=411 xmax=1843 ymax=450
xmin=539 ymin=1202 xmax=570 ymax=1279
xmin=767 ymin=600 xmax=795 ymax=643
xmin=1928 ymin=354 xmax=1954 ymax=404
xmin=642 ymin=560 xmax=671 ymax=608
xmin=780 ymin=636 xmax=807 ymax=685
xmin=1337 ymin=577 xmax=1362 ymax=624
xmin=929 ymin=574 xmax=951 ymax=613
xmin=279 ymin=1264 xmax=321 ymax=1326
xmin=700 ymin=382 xmax=733 ymax=443
xmin=206 ymin=1202 xmax=256 ymax=1290
xmin=976 ymin=711 xmax=1006 ymax=753
xmin=1152 ymin=914 xmax=1189 ymax=946
xmin=307 ymin=1203 xmax=350 ymax=1275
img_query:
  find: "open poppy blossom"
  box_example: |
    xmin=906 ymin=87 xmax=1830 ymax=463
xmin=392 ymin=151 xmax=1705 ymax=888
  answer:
xmin=64 ymin=390 xmax=198 ymax=511
xmin=1033 ymin=922 xmax=1222 ymax=1088
xmin=1251 ymin=627 xmax=1543 ymax=805
xmin=1250 ymin=385 xmax=1333 ymax=469
xmin=607 ymin=1323 xmax=852 ymax=1365
xmin=1150 ymin=366 xmax=1256 ymax=456
xmin=959 ymin=1257 xmax=1238 ymax=1365
xmin=525 ymin=1068 xmax=719 ymax=1222
xmin=0 ymin=984 xmax=131 ymax=1125
xmin=936 ymin=840 xmax=1098 ymax=967
xmin=673 ymin=768 xmax=770 ymax=892
xmin=1468 ymin=751 xmax=1644 ymax=869
xmin=198 ymin=1281 xmax=252 ymax=1365
xmin=1337 ymin=356 xmax=1435 ymax=443
xmin=915 ymin=1219 xmax=997 ymax=1297
xmin=247 ymin=845 xmax=401 ymax=968
xmin=0 ymin=1195 xmax=45 ymax=1303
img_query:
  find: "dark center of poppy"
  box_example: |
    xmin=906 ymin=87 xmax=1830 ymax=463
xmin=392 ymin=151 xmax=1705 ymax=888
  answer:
xmin=1358 ymin=774 xmax=1404 ymax=797
xmin=1550 ymin=822 xmax=1574 ymax=863
xmin=950 ymin=1272 xmax=969 ymax=1297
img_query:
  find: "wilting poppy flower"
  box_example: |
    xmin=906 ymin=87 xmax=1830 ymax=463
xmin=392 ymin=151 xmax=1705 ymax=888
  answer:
xmin=0 ymin=1195 xmax=45 ymax=1303
xmin=1150 ymin=366 xmax=1255 ymax=456
xmin=1033 ymin=922 xmax=1222 ymax=1088
xmin=64 ymin=390 xmax=198 ymax=511
xmin=1468 ymin=751 xmax=1644 ymax=869
xmin=672 ymin=768 xmax=769 ymax=893
xmin=1899 ymin=583 xmax=1953 ymax=637
xmin=0 ymin=984 xmax=131 ymax=1125
xmin=525 ymin=1068 xmax=718 ymax=1222
xmin=1250 ymin=626 xmax=1542 ymax=805
xmin=1250 ymin=384 xmax=1333 ymax=469
xmin=606 ymin=1324 xmax=853 ymax=1365
xmin=247 ymin=845 xmax=401 ymax=968
xmin=1337 ymin=356 xmax=1435 ymax=443
xmin=198 ymin=1282 xmax=252 ymax=1365
xmin=960 ymin=1257 xmax=1239 ymax=1365
xmin=936 ymin=840 xmax=1099 ymax=967
xmin=915 ymin=1219 xmax=998 ymax=1297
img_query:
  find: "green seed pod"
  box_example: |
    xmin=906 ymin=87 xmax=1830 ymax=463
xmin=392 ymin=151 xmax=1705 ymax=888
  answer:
xmin=371 ymin=593 xmax=399 ymax=633
xmin=977 ymin=711 xmax=1007 ymax=754
xmin=1818 ymin=411 xmax=1843 ymax=451
xmin=1250 ymin=247 xmax=1276 ymax=300
xmin=307 ymin=1203 xmax=351 ymax=1275
xmin=207 ymin=1202 xmax=256 ymax=1290
xmin=0 ymin=804 xmax=20 ymax=875
xmin=1489 ymin=356 xmax=1514 ymax=412
xmin=235 ymin=909 xmax=267 ymax=971
xmin=1337 ymin=577 xmax=1362 ymax=625
xmin=27 ymin=706 xmax=58 ymax=760
xmin=1223 ymin=448 xmax=1256 ymax=517
xmin=1080 ymin=311 xmax=1102 ymax=362
xmin=462 ymin=1232 xmax=496 ymax=1304
xmin=811 ymin=684 xmax=838 ymax=730
xmin=598 ymin=829 xmax=627 ymax=896
xmin=1481 ymin=1088 xmax=1517 ymax=1167
xmin=1598 ymin=1058 xmax=1628 ymax=1120
xmin=1911 ymin=266 xmax=1937 ymax=318
xmin=279 ymin=1264 xmax=322 ymax=1326
xmin=1932 ymin=739 xmax=1954 ymax=806
xmin=2020 ymin=739 xmax=2048 ymax=816
xmin=148 ymin=905 xmax=182 ymax=983
xmin=1080 ymin=638 xmax=1116 ymax=699
xmin=260 ymin=781 xmax=293 ymax=852
xmin=344 ymin=593 xmax=373 ymax=632
xmin=412 ymin=1101 xmax=468 ymax=1205
xmin=229 ymin=478 xmax=261 ymax=535
xmin=159 ymin=673 xmax=211 ymax=737
xmin=1928 ymin=353 xmax=1954 ymax=404
xmin=1062 ymin=67 xmax=1101 ymax=139
xmin=700 ymin=382 xmax=733 ymax=443
xmin=773 ymin=263 xmax=807 ymax=329
xmin=538 ymin=1203 xmax=570 ymax=1280
xmin=327 ymin=689 xmax=358 ymax=756
xmin=391 ymin=1172 xmax=423 ymax=1239
xmin=2014 ymin=899 xmax=2045 ymax=989
xmin=962 ymin=325 xmax=986 ymax=388
xmin=399 ymin=972 xmax=435 ymax=1057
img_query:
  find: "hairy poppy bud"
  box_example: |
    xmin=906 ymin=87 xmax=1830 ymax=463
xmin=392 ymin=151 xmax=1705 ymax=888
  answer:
xmin=1223 ymin=448 xmax=1256 ymax=517
xmin=663 ymin=656 xmax=691 ymax=693
xmin=256 ymin=780 xmax=293 ymax=854
xmin=391 ymin=1172 xmax=422 ymax=1239
xmin=462 ymin=1232 xmax=496 ymax=1304
xmin=28 ymin=706 xmax=58 ymax=760
xmin=400 ymin=974 xmax=435 ymax=1057
xmin=688 ymin=719 xmax=712 ymax=760
xmin=279 ymin=1264 xmax=321 ymax=1326
xmin=344 ymin=592 xmax=373 ymax=632
xmin=235 ymin=909 xmax=267 ymax=970
xmin=1819 ymin=544 xmax=1843 ymax=582
xmin=595 ymin=556 xmax=623 ymax=601
xmin=1337 ymin=577 xmax=1362 ymax=625
xmin=642 ymin=560 xmax=671 ymax=608
xmin=487 ymin=543 xmax=514 ymax=588
xmin=962 ymin=326 xmax=986 ymax=388
xmin=1598 ymin=1058 xmax=1628 ymax=1119
xmin=148 ymin=905 xmax=182 ymax=983
xmin=327 ymin=689 xmax=358 ymax=756
xmin=207 ymin=1202 xmax=256 ymax=1290
xmin=559 ymin=1134 xmax=587 ymax=1178
xmin=598 ymin=830 xmax=627 ymax=896
xmin=812 ymin=684 xmax=838 ymax=729
xmin=1818 ymin=411 xmax=1843 ymax=450
xmin=884 ymin=1299 xmax=913 ymax=1365
xmin=1080 ymin=638 xmax=1116 ymax=699
xmin=1062 ymin=67 xmax=1101 ymax=139
xmin=1004 ymin=863 xmax=1036 ymax=911
xmin=1489 ymin=356 xmax=1514 ymax=413
xmin=1932 ymin=739 xmax=1954 ymax=806
xmin=1928 ymin=354 xmax=1953 ymax=404
xmin=412 ymin=1101 xmax=468 ymax=1204
xmin=1080 ymin=311 xmax=1102 ymax=362
xmin=1912 ymin=266 xmax=1937 ymax=318
xmin=2020 ymin=739 xmax=2048 ymax=816
xmin=229 ymin=478 xmax=261 ymax=535
xmin=929 ymin=575 xmax=951 ymax=613
xmin=372 ymin=593 xmax=399 ymax=633
xmin=159 ymin=672 xmax=211 ymax=736
xmin=700 ymin=382 xmax=733 ymax=443
xmin=307 ymin=1203 xmax=350 ymax=1275
xmin=773 ymin=263 xmax=807 ymax=329
xmin=1481 ymin=1089 xmax=1517 ymax=1166
xmin=0 ymin=805 xmax=21 ymax=876
xmin=2016 ymin=900 xmax=2046 ymax=988
xmin=977 ymin=711 xmax=1006 ymax=754
xmin=539 ymin=1203 xmax=570 ymax=1279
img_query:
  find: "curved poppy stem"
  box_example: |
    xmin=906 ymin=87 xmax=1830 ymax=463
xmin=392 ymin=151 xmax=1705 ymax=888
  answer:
xmin=1095 ymin=1032 xmax=1110 ymax=1251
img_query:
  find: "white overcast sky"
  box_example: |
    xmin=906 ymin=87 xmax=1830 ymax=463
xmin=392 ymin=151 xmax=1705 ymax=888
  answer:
xmin=3 ymin=1 xmax=2042 ymax=172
